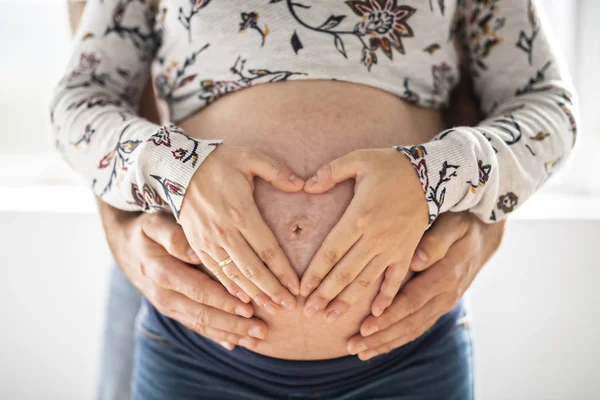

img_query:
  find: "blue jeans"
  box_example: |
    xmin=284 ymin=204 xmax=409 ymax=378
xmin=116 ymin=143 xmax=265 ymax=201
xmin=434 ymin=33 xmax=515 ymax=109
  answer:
xmin=132 ymin=303 xmax=473 ymax=400
xmin=97 ymin=264 xmax=142 ymax=400
xmin=99 ymin=264 xmax=474 ymax=400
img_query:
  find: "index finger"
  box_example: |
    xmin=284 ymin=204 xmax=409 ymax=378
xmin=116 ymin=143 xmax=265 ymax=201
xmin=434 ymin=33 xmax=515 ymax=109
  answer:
xmin=237 ymin=201 xmax=301 ymax=297
xmin=299 ymin=205 xmax=363 ymax=297
xmin=359 ymin=263 xmax=447 ymax=336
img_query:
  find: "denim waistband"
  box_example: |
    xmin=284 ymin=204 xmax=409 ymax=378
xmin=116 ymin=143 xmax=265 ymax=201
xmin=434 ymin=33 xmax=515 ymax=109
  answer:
xmin=141 ymin=298 xmax=467 ymax=396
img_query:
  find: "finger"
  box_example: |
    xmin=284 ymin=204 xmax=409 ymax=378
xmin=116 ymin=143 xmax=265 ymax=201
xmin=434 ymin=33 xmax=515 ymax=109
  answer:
xmin=304 ymin=238 xmax=377 ymax=318
xmin=175 ymin=311 xmax=259 ymax=351
xmin=348 ymin=296 xmax=446 ymax=358
xmin=224 ymin=232 xmax=296 ymax=311
xmin=245 ymin=149 xmax=304 ymax=192
xmin=322 ymin=254 xmax=389 ymax=323
xmin=142 ymin=212 xmax=201 ymax=264
xmin=300 ymin=206 xmax=363 ymax=297
xmin=143 ymin=254 xmax=254 ymax=319
xmin=359 ymin=263 xmax=449 ymax=337
xmin=303 ymin=150 xmax=364 ymax=193
xmin=410 ymin=213 xmax=469 ymax=272
xmin=237 ymin=200 xmax=300 ymax=297
xmin=167 ymin=291 xmax=268 ymax=339
xmin=370 ymin=256 xmax=411 ymax=317
xmin=201 ymin=248 xmax=278 ymax=313
xmin=196 ymin=249 xmax=252 ymax=304
xmin=358 ymin=311 xmax=445 ymax=360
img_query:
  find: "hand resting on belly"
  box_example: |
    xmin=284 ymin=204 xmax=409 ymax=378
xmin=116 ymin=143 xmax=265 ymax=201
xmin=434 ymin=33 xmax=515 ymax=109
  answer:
xmin=179 ymin=80 xmax=447 ymax=359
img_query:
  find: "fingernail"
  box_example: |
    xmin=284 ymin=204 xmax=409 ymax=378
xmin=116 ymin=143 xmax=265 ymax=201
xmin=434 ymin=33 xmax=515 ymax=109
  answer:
xmin=288 ymin=284 xmax=300 ymax=296
xmin=235 ymin=306 xmax=252 ymax=318
xmin=352 ymin=344 xmax=367 ymax=355
xmin=220 ymin=341 xmax=234 ymax=350
xmin=372 ymin=306 xmax=383 ymax=317
xmin=304 ymin=175 xmax=318 ymax=189
xmin=237 ymin=292 xmax=251 ymax=303
xmin=263 ymin=303 xmax=278 ymax=315
xmin=248 ymin=326 xmax=265 ymax=339
xmin=239 ymin=337 xmax=255 ymax=349
xmin=411 ymin=249 xmax=428 ymax=268
xmin=281 ymin=300 xmax=293 ymax=310
xmin=288 ymin=174 xmax=296 ymax=181
xmin=362 ymin=325 xmax=378 ymax=336
xmin=304 ymin=304 xmax=320 ymax=317
xmin=360 ymin=350 xmax=378 ymax=360
xmin=325 ymin=309 xmax=340 ymax=323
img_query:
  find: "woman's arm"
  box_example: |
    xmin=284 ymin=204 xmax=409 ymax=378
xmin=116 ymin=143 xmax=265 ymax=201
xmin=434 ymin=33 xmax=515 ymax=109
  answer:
xmin=52 ymin=0 xmax=222 ymax=219
xmin=396 ymin=0 xmax=578 ymax=224
xmin=58 ymin=0 xmax=301 ymax=310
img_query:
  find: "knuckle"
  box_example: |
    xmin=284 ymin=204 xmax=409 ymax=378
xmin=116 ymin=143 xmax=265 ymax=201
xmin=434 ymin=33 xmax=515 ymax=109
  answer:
xmin=193 ymin=322 xmax=207 ymax=336
xmin=229 ymin=206 xmax=246 ymax=228
xmin=356 ymin=276 xmax=372 ymax=288
xmin=335 ymin=270 xmax=353 ymax=285
xmin=322 ymin=248 xmax=339 ymax=265
xmin=188 ymin=286 xmax=206 ymax=304
xmin=227 ymin=270 xmax=244 ymax=283
xmin=211 ymin=222 xmax=229 ymax=243
xmin=242 ymin=265 xmax=261 ymax=280
xmin=196 ymin=307 xmax=210 ymax=326
xmin=318 ymin=163 xmax=333 ymax=179
xmin=259 ymin=247 xmax=276 ymax=264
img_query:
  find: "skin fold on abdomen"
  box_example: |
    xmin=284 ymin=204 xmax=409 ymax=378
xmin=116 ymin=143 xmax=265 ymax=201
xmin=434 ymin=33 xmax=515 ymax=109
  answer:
xmin=179 ymin=79 xmax=446 ymax=360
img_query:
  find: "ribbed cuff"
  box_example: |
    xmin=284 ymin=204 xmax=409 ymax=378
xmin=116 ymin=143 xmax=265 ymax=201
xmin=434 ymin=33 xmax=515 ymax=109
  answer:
xmin=394 ymin=130 xmax=479 ymax=227
xmin=137 ymin=124 xmax=223 ymax=223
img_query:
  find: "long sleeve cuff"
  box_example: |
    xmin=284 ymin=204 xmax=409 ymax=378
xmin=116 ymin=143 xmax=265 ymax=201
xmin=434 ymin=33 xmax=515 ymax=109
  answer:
xmin=124 ymin=124 xmax=223 ymax=222
xmin=394 ymin=130 xmax=483 ymax=227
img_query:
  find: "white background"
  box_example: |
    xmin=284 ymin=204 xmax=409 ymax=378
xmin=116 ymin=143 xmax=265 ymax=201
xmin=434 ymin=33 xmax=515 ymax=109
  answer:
xmin=0 ymin=1 xmax=599 ymax=399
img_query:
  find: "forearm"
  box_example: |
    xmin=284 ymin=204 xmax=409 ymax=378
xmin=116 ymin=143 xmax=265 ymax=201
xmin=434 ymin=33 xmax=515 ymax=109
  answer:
xmin=397 ymin=0 xmax=578 ymax=226
xmin=55 ymin=0 xmax=221 ymax=217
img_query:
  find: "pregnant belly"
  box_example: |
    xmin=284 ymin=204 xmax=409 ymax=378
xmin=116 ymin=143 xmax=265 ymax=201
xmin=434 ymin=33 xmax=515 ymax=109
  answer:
xmin=178 ymin=80 xmax=446 ymax=360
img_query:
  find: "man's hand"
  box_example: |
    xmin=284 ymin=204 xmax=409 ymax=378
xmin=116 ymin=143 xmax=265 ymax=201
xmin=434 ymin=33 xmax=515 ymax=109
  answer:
xmin=98 ymin=200 xmax=269 ymax=350
xmin=347 ymin=212 xmax=506 ymax=360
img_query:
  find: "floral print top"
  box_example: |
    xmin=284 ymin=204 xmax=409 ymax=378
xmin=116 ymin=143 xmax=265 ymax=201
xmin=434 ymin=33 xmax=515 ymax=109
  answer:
xmin=50 ymin=0 xmax=578 ymax=224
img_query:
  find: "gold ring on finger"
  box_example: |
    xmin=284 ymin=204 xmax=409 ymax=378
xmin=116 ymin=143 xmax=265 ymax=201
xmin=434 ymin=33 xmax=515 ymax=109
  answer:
xmin=218 ymin=256 xmax=233 ymax=268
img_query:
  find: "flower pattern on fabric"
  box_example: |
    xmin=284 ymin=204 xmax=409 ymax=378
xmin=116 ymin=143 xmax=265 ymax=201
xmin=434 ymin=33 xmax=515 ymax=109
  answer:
xmin=179 ymin=0 xmax=212 ymax=42
xmin=197 ymin=56 xmax=307 ymax=105
xmin=130 ymin=183 xmax=166 ymax=212
xmin=239 ymin=12 xmax=270 ymax=47
xmin=346 ymin=0 xmax=416 ymax=59
xmin=467 ymin=160 xmax=492 ymax=194
xmin=395 ymin=145 xmax=459 ymax=226
xmin=49 ymin=0 xmax=578 ymax=227
xmin=283 ymin=0 xmax=414 ymax=71
xmin=497 ymin=192 xmax=518 ymax=213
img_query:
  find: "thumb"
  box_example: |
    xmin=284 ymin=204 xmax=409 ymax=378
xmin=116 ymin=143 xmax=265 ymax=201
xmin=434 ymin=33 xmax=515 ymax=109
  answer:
xmin=245 ymin=149 xmax=304 ymax=192
xmin=410 ymin=212 xmax=470 ymax=272
xmin=304 ymin=150 xmax=363 ymax=193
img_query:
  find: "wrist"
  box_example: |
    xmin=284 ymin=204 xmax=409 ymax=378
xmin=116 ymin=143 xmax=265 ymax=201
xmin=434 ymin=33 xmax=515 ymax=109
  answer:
xmin=394 ymin=130 xmax=479 ymax=226
xmin=138 ymin=124 xmax=223 ymax=222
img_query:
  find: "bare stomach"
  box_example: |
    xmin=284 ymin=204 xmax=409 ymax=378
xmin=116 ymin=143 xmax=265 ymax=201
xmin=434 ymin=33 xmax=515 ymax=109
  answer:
xmin=179 ymin=80 xmax=446 ymax=360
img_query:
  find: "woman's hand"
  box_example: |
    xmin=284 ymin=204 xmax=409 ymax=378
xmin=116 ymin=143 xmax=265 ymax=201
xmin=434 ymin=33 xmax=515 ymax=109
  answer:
xmin=180 ymin=144 xmax=304 ymax=314
xmin=99 ymin=202 xmax=269 ymax=351
xmin=347 ymin=212 xmax=506 ymax=360
xmin=299 ymin=148 xmax=429 ymax=321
